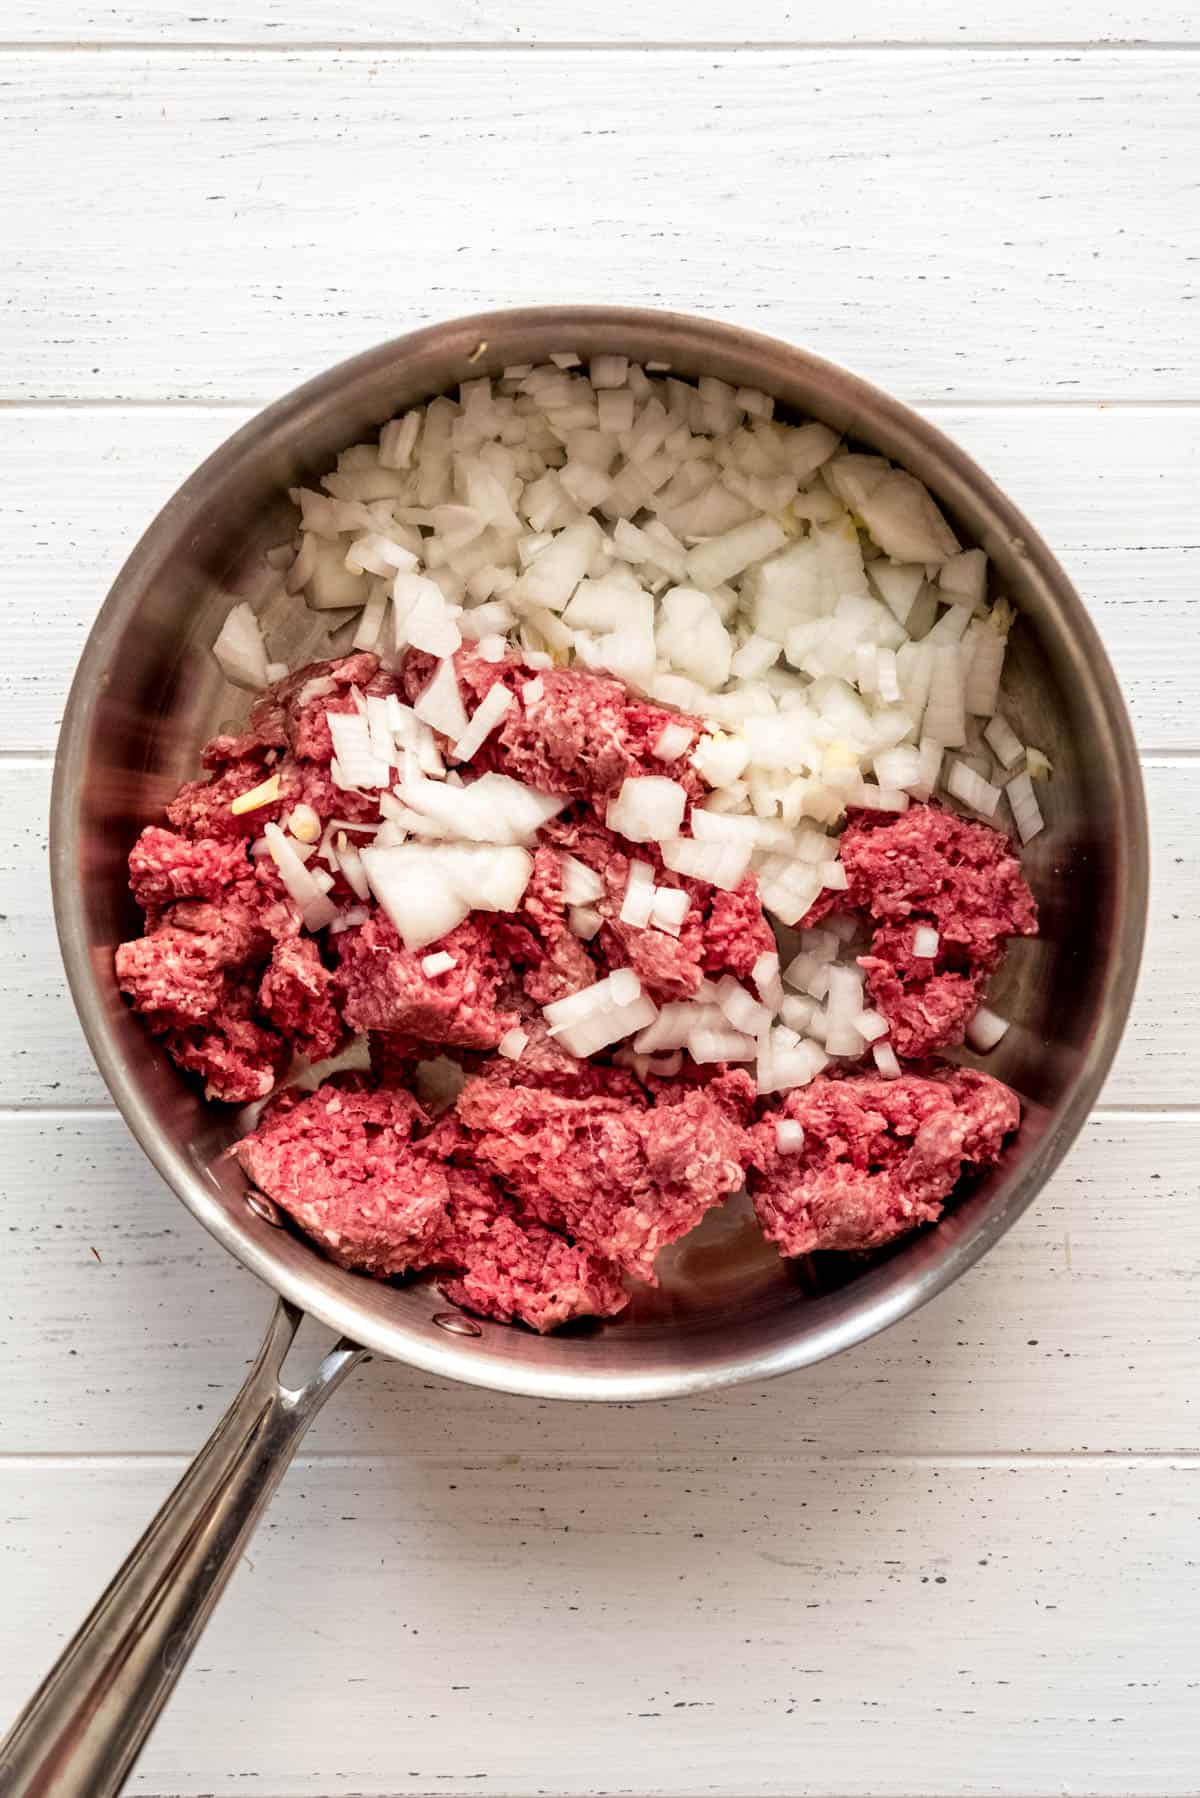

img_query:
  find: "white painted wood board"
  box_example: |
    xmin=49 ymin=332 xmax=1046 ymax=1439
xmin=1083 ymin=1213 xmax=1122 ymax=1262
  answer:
xmin=9 ymin=4 xmax=1199 ymax=44
xmin=3 ymin=1456 xmax=1198 ymax=1797
xmin=1 ymin=52 xmax=1197 ymax=403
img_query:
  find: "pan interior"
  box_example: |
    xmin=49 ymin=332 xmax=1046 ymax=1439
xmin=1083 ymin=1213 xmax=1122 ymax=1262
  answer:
xmin=51 ymin=308 xmax=1146 ymax=1400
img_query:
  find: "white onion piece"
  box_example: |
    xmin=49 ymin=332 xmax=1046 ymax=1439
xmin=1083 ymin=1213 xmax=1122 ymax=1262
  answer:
xmin=825 ymin=965 xmax=867 ymax=1058
xmin=649 ymin=885 xmax=690 ymax=936
xmin=361 ymin=843 xmax=533 ymax=950
xmin=335 ymin=840 xmax=371 ymax=901
xmin=397 ymin=769 xmax=566 ymax=846
xmin=497 ymin=1027 xmax=529 ymax=1060
xmin=691 ymin=733 xmax=750 ymax=788
xmin=756 ymin=1037 xmax=828 ymax=1095
xmin=352 ymin=583 xmax=390 ymax=653
xmin=775 ymin=1120 xmax=806 ymax=1154
xmin=963 ymin=617 xmax=1006 ymax=717
xmin=264 ymin=823 xmax=338 ymax=933
xmin=451 ymin=681 xmax=513 ymax=763
xmin=912 ymin=926 xmax=940 ymax=958
xmin=853 ymin=1008 xmax=890 ymax=1043
xmin=607 ymin=776 xmax=687 ymax=844
xmin=939 ymin=547 xmax=988 ymax=609
xmin=589 ymin=355 xmax=629 ymax=390
xmin=924 ymin=645 xmax=967 ymax=748
xmin=567 ymin=905 xmax=603 ymax=940
xmin=393 ymin=572 xmax=461 ymax=656
xmin=946 ymin=758 xmax=1002 ymax=818
xmin=330 ymin=905 xmax=369 ymax=935
xmin=619 ymin=859 xmax=656 ymax=928
xmin=688 ymin=1025 xmax=757 ymax=1064
xmin=856 ymin=471 xmax=960 ymax=565
xmin=421 ymin=951 xmax=457 ymax=977
xmin=872 ymin=744 xmax=921 ymax=793
xmin=660 ymin=836 xmax=752 ymax=892
xmin=346 ymin=533 xmax=418 ymax=578
xmin=515 ymin=519 xmax=600 ymax=611
xmin=414 ymin=657 xmax=471 ymax=744
xmin=1007 ymin=770 xmax=1045 ymax=843
xmin=779 ymin=994 xmax=816 ymax=1034
xmin=327 ymin=711 xmax=392 ymax=789
xmin=715 ymin=975 xmax=772 ymax=1038
xmin=872 ymin=1042 xmax=902 ymax=1079
xmin=984 ymin=712 xmax=1024 ymax=770
xmin=652 ymin=720 xmax=694 ymax=762
xmin=967 ymin=1005 xmax=1011 ymax=1052
xmin=686 ymin=516 xmax=788 ymax=591
xmin=213 ymin=603 xmax=270 ymax=691
xmin=633 ymin=1001 xmax=723 ymax=1055
xmin=560 ymin=854 xmax=605 ymax=907
xmin=752 ymin=950 xmax=785 ymax=1011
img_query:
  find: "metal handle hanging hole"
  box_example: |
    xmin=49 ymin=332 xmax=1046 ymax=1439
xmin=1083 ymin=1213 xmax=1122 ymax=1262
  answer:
xmin=432 ymin=1311 xmax=483 ymax=1337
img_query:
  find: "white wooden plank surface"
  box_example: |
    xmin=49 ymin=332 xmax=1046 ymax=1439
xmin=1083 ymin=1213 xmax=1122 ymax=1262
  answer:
xmin=4 ymin=1111 xmax=1196 ymax=1459
xmin=4 ymin=759 xmax=1190 ymax=1111
xmin=2 ymin=17 xmax=1196 ymax=1798
xmin=4 ymin=1455 xmax=1197 ymax=1798
xmin=9 ymin=3 xmax=1198 ymax=44
xmin=2 ymin=52 xmax=1197 ymax=403
xmin=6 ymin=405 xmax=1196 ymax=752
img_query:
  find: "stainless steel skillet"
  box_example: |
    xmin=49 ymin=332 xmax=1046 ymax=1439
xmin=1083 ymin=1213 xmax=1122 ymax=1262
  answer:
xmin=1 ymin=307 xmax=1148 ymax=1795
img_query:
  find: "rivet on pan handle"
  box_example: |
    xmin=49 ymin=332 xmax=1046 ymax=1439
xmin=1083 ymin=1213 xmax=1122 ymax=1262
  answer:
xmin=0 ymin=1299 xmax=364 ymax=1798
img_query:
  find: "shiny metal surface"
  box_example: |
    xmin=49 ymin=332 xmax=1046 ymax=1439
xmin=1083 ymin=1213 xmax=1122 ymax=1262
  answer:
xmin=0 ymin=1301 xmax=362 ymax=1797
xmin=51 ymin=305 xmax=1148 ymax=1399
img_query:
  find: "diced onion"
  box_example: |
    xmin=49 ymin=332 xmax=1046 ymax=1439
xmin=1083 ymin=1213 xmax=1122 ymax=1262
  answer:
xmin=1007 ymin=770 xmax=1045 ymax=843
xmin=872 ymin=1042 xmax=902 ymax=1079
xmin=619 ymin=859 xmax=656 ymax=928
xmin=947 ymin=758 xmax=1002 ymax=818
xmin=451 ymin=681 xmax=513 ymax=763
xmin=607 ymin=775 xmax=687 ymax=844
xmin=984 ymin=712 xmax=1024 ymax=770
xmin=649 ymin=886 xmax=690 ymax=936
xmin=652 ymin=721 xmax=694 ymax=762
xmin=912 ymin=926 xmax=940 ymax=958
xmin=421 ymin=951 xmax=457 ymax=977
xmin=752 ymin=950 xmax=785 ymax=1010
xmin=561 ymin=854 xmax=605 ymax=906
xmin=967 ymin=1005 xmax=1011 ymax=1052
xmin=775 ymin=1120 xmax=805 ymax=1154
xmin=568 ymin=905 xmax=603 ymax=940
xmin=497 ymin=1027 xmax=529 ymax=1060
xmin=414 ymin=657 xmax=471 ymax=743
xmin=213 ymin=602 xmax=270 ymax=691
xmin=264 ymin=822 xmax=338 ymax=933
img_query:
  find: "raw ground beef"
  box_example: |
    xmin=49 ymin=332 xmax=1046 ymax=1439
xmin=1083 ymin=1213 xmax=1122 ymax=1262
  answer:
xmin=121 ymin=648 xmax=1032 ymax=1329
xmin=334 ymin=914 xmax=517 ymax=1047
xmin=236 ymin=1080 xmax=449 ymax=1277
xmin=440 ymin=1219 xmax=628 ymax=1333
xmin=805 ymin=804 xmax=1038 ymax=1057
xmin=454 ymin=1076 xmax=749 ymax=1282
xmin=258 ymin=938 xmax=344 ymax=1064
xmin=748 ymin=1067 xmax=1020 ymax=1258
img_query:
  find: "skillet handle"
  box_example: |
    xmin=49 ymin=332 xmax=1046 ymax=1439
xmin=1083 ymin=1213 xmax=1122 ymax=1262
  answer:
xmin=0 ymin=1297 xmax=364 ymax=1797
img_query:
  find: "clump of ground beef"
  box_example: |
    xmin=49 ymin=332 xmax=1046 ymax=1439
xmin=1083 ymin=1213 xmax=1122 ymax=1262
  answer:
xmin=748 ymin=1067 xmax=1020 ymax=1258
xmin=118 ymin=648 xmax=1028 ymax=1330
xmin=806 ymin=805 xmax=1038 ymax=1057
